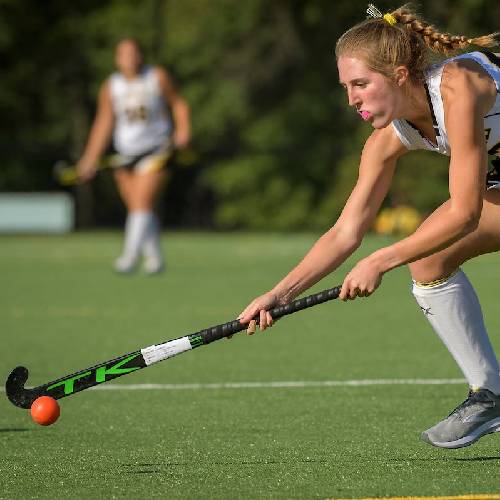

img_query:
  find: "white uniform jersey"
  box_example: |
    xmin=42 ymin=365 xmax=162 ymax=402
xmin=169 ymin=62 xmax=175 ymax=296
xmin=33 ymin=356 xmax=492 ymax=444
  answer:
xmin=109 ymin=66 xmax=172 ymax=156
xmin=392 ymin=51 xmax=500 ymax=159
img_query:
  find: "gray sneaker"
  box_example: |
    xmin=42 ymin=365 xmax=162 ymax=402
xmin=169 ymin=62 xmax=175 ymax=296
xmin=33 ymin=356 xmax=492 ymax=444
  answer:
xmin=421 ymin=389 xmax=500 ymax=449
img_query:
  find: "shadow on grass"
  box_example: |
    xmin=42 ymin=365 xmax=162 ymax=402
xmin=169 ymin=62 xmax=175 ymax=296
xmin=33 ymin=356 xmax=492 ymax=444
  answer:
xmin=0 ymin=428 xmax=30 ymax=433
xmin=125 ymin=469 xmax=163 ymax=474
xmin=389 ymin=456 xmax=500 ymax=463
xmin=119 ymin=457 xmax=327 ymax=474
xmin=452 ymin=456 xmax=500 ymax=462
xmin=121 ymin=464 xmax=164 ymax=474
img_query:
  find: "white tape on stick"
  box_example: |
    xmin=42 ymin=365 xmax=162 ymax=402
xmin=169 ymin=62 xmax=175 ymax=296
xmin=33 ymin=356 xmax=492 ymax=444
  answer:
xmin=141 ymin=337 xmax=192 ymax=366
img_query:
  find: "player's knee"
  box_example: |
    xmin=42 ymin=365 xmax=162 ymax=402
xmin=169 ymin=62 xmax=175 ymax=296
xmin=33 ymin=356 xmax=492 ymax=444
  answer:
xmin=408 ymin=258 xmax=453 ymax=284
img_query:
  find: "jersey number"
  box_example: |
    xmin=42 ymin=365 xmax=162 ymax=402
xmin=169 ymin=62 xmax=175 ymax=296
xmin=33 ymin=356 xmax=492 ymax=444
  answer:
xmin=125 ymin=105 xmax=149 ymax=123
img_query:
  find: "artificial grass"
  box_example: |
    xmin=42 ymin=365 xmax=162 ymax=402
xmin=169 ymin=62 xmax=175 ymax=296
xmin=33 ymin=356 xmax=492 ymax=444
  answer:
xmin=1 ymin=232 xmax=500 ymax=499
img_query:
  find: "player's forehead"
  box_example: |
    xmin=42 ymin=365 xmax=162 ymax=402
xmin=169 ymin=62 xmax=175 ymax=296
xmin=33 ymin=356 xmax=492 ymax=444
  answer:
xmin=337 ymin=55 xmax=374 ymax=84
xmin=115 ymin=39 xmax=141 ymax=55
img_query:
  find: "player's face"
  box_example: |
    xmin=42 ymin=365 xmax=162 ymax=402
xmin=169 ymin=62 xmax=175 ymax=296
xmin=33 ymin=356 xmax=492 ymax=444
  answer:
xmin=115 ymin=40 xmax=143 ymax=77
xmin=337 ymin=55 xmax=404 ymax=129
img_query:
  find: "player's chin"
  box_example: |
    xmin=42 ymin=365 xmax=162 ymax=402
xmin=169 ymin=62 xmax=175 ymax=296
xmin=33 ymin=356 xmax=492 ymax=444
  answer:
xmin=371 ymin=117 xmax=392 ymax=129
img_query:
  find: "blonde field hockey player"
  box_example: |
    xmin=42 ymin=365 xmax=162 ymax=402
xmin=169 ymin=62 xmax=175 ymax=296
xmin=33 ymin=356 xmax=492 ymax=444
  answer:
xmin=238 ymin=4 xmax=500 ymax=449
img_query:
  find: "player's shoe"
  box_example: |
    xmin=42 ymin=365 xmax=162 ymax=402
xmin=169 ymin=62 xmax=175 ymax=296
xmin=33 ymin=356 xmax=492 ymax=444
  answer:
xmin=113 ymin=254 xmax=138 ymax=274
xmin=143 ymin=255 xmax=164 ymax=275
xmin=421 ymin=388 xmax=500 ymax=449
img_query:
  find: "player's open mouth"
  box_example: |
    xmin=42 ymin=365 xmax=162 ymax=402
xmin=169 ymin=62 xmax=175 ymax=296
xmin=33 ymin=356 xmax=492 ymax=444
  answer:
xmin=359 ymin=110 xmax=373 ymax=121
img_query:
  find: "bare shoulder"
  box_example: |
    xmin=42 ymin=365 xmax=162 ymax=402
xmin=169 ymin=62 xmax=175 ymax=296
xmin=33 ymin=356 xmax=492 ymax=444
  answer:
xmin=441 ymin=59 xmax=496 ymax=113
xmin=98 ymin=78 xmax=112 ymax=101
xmin=363 ymin=126 xmax=408 ymax=162
xmin=153 ymin=66 xmax=172 ymax=82
xmin=101 ymin=77 xmax=112 ymax=91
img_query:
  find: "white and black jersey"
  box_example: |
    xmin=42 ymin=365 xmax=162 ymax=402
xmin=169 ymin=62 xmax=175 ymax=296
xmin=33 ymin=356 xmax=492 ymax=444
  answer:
xmin=392 ymin=51 xmax=500 ymax=163
xmin=109 ymin=66 xmax=172 ymax=156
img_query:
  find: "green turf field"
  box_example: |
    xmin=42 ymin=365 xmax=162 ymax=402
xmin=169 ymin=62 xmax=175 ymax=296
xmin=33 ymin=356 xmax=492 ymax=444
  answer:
xmin=1 ymin=232 xmax=500 ymax=500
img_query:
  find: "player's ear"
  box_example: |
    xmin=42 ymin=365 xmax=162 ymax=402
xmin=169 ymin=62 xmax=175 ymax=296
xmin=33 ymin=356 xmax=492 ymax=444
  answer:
xmin=394 ymin=66 xmax=410 ymax=87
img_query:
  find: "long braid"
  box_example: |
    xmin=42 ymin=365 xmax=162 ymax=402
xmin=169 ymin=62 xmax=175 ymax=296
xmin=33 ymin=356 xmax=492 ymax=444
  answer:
xmin=392 ymin=6 xmax=499 ymax=56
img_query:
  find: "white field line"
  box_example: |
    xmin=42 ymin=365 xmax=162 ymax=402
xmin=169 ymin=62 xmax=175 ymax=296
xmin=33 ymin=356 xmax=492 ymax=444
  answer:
xmin=0 ymin=378 xmax=467 ymax=392
xmin=74 ymin=378 xmax=468 ymax=391
xmin=91 ymin=378 xmax=467 ymax=390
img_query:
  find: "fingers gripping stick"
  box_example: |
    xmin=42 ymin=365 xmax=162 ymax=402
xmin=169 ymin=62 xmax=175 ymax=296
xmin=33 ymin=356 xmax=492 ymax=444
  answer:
xmin=6 ymin=286 xmax=341 ymax=409
xmin=206 ymin=286 xmax=342 ymax=341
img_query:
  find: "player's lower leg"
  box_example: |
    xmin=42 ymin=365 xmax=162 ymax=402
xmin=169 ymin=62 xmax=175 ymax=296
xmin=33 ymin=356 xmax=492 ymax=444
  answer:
xmin=412 ymin=269 xmax=500 ymax=448
xmin=141 ymin=213 xmax=164 ymax=274
xmin=115 ymin=211 xmax=154 ymax=273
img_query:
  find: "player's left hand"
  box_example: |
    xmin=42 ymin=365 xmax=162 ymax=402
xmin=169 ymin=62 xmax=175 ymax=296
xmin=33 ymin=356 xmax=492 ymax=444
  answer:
xmin=340 ymin=256 xmax=384 ymax=300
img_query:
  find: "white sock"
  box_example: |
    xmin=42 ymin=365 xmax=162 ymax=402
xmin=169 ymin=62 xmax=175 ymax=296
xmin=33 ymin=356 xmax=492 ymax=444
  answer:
xmin=412 ymin=269 xmax=500 ymax=394
xmin=120 ymin=211 xmax=153 ymax=262
xmin=142 ymin=213 xmax=163 ymax=262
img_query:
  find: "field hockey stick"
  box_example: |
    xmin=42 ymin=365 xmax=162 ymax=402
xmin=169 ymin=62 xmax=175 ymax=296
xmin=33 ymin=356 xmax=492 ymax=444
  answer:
xmin=6 ymin=286 xmax=341 ymax=409
xmin=53 ymin=146 xmax=200 ymax=186
xmin=52 ymin=158 xmax=113 ymax=186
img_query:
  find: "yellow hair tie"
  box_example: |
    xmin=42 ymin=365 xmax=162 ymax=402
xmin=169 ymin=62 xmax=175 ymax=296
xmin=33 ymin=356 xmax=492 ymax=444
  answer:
xmin=366 ymin=5 xmax=397 ymax=25
xmin=383 ymin=13 xmax=397 ymax=25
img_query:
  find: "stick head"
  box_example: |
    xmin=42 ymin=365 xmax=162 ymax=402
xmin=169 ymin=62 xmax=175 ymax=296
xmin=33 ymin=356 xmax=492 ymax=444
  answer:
xmin=53 ymin=161 xmax=78 ymax=186
xmin=5 ymin=367 xmax=41 ymax=409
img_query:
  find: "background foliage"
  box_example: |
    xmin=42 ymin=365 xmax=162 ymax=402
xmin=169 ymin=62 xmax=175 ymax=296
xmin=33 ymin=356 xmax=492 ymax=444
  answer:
xmin=0 ymin=0 xmax=498 ymax=229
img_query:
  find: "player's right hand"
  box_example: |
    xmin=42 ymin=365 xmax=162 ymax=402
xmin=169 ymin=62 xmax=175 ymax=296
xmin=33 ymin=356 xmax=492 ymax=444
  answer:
xmin=237 ymin=291 xmax=281 ymax=335
xmin=172 ymin=128 xmax=191 ymax=150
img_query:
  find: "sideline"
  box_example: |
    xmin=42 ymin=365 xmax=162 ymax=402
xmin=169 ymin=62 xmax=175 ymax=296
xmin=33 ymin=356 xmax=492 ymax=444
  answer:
xmin=330 ymin=495 xmax=500 ymax=500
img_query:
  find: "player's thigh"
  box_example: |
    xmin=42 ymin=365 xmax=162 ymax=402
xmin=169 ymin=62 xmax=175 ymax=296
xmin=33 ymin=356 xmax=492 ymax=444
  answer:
xmin=127 ymin=170 xmax=167 ymax=211
xmin=410 ymin=189 xmax=500 ymax=283
xmin=113 ymin=169 xmax=135 ymax=205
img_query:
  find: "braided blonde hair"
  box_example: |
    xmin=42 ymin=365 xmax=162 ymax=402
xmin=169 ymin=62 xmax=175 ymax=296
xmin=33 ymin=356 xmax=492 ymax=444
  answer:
xmin=335 ymin=4 xmax=499 ymax=82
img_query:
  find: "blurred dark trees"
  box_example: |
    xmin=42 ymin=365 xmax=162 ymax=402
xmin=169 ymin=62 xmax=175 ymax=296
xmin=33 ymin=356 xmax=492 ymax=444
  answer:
xmin=0 ymin=0 xmax=498 ymax=229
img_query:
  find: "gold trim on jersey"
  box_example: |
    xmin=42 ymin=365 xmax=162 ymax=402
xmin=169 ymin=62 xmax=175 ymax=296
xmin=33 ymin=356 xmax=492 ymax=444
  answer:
xmin=136 ymin=151 xmax=172 ymax=175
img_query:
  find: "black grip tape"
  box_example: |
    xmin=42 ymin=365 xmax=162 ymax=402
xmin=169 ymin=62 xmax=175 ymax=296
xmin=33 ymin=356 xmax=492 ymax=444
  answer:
xmin=200 ymin=285 xmax=341 ymax=345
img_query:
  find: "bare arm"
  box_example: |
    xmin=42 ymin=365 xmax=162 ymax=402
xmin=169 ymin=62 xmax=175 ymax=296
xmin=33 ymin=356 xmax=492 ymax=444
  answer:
xmin=77 ymin=80 xmax=114 ymax=180
xmin=156 ymin=67 xmax=191 ymax=148
xmin=273 ymin=127 xmax=405 ymax=302
xmin=239 ymin=125 xmax=406 ymax=328
xmin=366 ymin=60 xmax=495 ymax=274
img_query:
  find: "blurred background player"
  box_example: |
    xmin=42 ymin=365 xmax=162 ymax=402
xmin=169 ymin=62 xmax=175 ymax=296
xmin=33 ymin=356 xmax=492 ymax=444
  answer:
xmin=238 ymin=5 xmax=500 ymax=449
xmin=77 ymin=37 xmax=191 ymax=274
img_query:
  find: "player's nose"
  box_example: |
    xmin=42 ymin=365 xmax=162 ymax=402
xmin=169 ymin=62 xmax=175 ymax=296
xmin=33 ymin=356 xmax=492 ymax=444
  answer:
xmin=347 ymin=89 xmax=361 ymax=107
